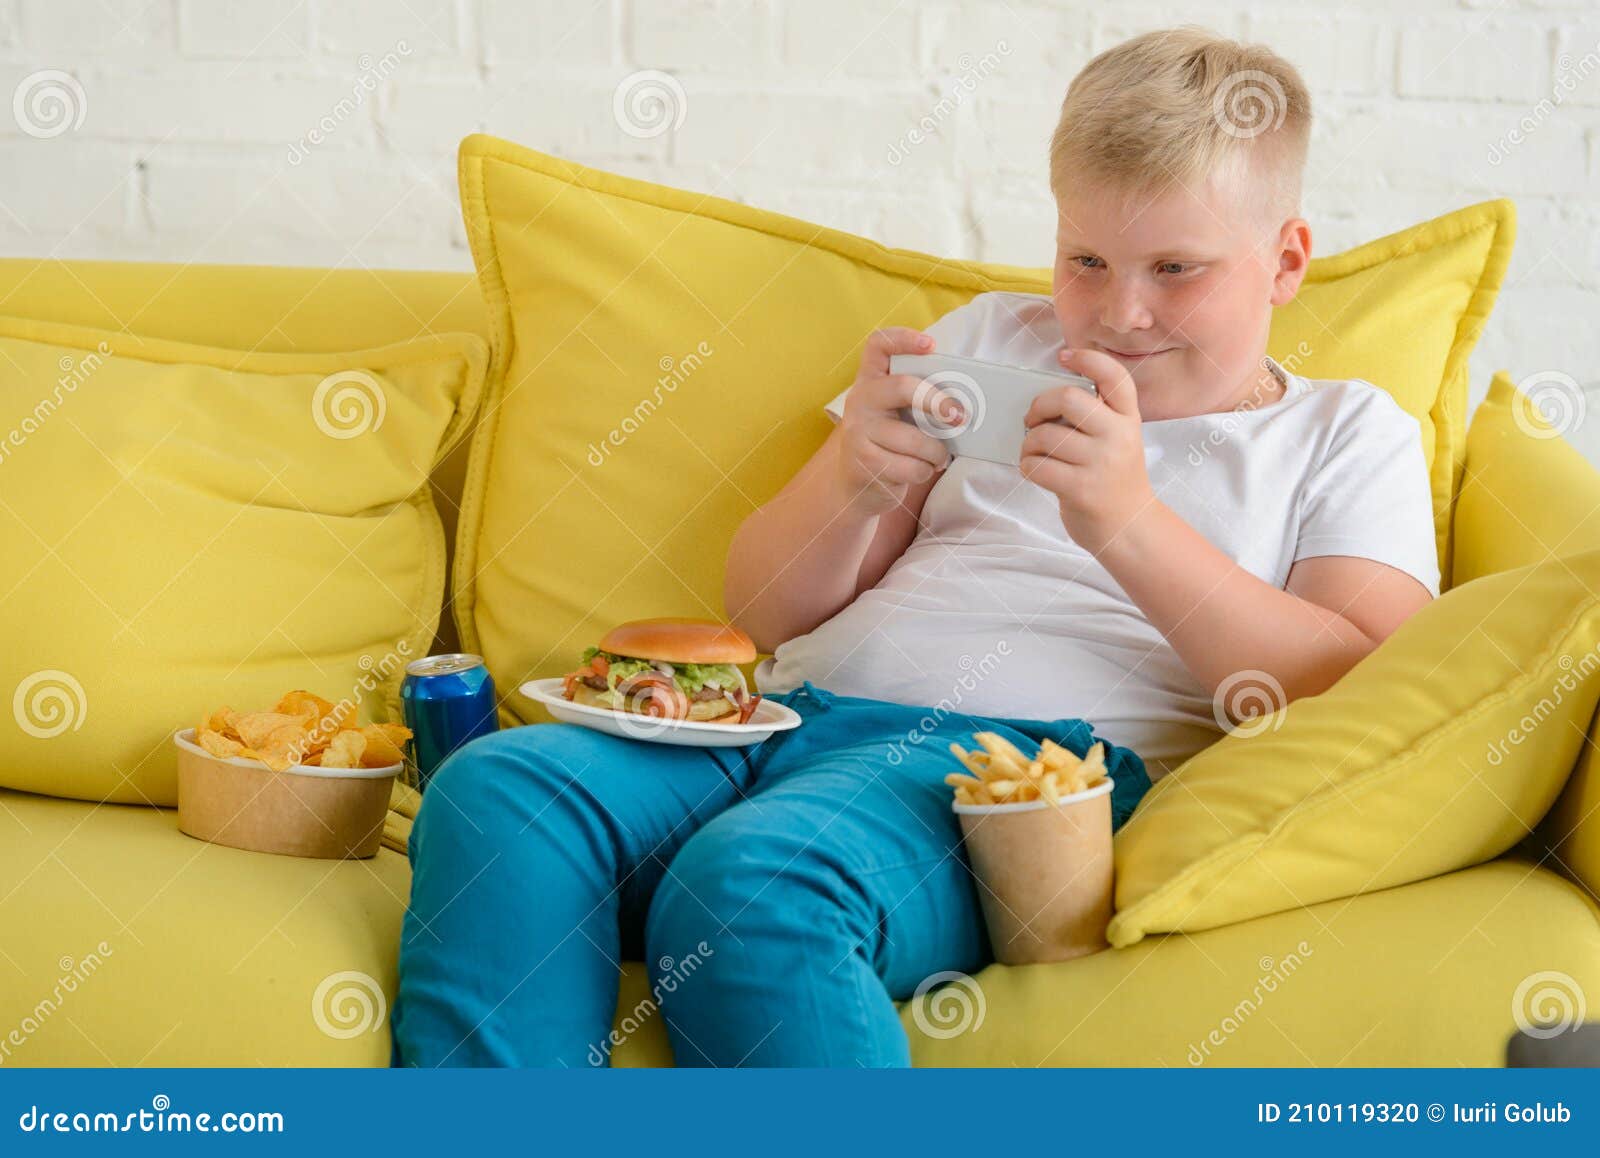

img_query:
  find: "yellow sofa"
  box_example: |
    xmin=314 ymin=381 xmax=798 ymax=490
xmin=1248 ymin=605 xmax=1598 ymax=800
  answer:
xmin=0 ymin=257 xmax=1595 ymax=1068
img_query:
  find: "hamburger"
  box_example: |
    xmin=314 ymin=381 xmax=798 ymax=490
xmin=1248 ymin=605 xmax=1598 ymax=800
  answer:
xmin=561 ymin=617 xmax=763 ymax=725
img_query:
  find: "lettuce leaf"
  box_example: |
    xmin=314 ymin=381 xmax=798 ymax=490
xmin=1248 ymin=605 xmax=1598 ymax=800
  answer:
xmin=578 ymin=648 xmax=740 ymax=696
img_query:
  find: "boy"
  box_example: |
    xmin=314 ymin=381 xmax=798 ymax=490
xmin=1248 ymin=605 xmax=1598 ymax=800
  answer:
xmin=394 ymin=28 xmax=1438 ymax=1069
xmin=732 ymin=26 xmax=1437 ymax=782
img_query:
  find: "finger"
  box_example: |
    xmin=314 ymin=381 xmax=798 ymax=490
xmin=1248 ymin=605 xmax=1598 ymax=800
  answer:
xmin=865 ymin=414 xmax=953 ymax=468
xmin=1021 ymin=419 xmax=1093 ymax=466
xmin=859 ymin=442 xmax=939 ymax=487
xmin=863 ymin=327 xmax=936 ymax=372
xmin=1019 ymin=453 xmax=1079 ymax=494
xmin=1060 ymin=348 xmax=1142 ymax=420
xmin=867 ymin=373 xmax=966 ymax=424
xmin=1024 ymin=381 xmax=1106 ymax=433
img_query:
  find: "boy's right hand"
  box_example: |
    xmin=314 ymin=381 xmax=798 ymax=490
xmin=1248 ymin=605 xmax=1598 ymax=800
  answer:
xmin=835 ymin=328 xmax=966 ymax=517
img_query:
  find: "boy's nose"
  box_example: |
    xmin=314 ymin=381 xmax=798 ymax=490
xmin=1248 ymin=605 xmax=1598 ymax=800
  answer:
xmin=1094 ymin=289 xmax=1158 ymax=334
xmin=1098 ymin=281 xmax=1154 ymax=334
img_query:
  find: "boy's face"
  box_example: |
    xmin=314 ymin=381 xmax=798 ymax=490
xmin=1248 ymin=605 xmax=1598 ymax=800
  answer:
xmin=1051 ymin=174 xmax=1309 ymax=422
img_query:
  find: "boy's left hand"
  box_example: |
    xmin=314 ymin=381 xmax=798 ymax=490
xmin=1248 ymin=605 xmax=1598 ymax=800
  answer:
xmin=1021 ymin=347 xmax=1155 ymax=555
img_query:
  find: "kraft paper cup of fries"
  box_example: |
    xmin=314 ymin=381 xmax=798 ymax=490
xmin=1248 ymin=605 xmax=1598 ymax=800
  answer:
xmin=947 ymin=733 xmax=1115 ymax=964
xmin=173 ymin=727 xmax=399 ymax=860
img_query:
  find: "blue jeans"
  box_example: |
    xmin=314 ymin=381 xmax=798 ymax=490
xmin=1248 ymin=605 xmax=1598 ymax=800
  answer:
xmin=391 ymin=680 xmax=1150 ymax=1067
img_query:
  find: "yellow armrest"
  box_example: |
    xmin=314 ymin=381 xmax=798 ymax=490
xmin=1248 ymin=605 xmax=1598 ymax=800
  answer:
xmin=1461 ymin=371 xmax=1600 ymax=900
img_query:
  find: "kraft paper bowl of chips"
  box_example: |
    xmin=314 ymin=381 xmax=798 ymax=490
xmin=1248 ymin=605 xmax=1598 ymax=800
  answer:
xmin=174 ymin=690 xmax=412 ymax=860
xmin=946 ymin=732 xmax=1115 ymax=964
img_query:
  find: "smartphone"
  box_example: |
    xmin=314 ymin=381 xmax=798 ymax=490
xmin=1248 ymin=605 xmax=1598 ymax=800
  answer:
xmin=888 ymin=352 xmax=1097 ymax=468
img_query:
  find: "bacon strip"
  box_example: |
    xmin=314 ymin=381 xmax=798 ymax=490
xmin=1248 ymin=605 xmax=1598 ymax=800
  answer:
xmin=617 ymin=672 xmax=690 ymax=719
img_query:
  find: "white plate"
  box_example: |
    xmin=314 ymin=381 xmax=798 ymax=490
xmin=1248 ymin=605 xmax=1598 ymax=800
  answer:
xmin=520 ymin=677 xmax=802 ymax=747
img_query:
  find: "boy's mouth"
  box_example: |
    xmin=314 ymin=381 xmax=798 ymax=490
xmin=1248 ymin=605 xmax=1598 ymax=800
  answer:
xmin=1098 ymin=345 xmax=1177 ymax=363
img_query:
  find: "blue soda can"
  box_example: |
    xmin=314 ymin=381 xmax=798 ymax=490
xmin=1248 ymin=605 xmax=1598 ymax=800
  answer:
xmin=401 ymin=653 xmax=499 ymax=789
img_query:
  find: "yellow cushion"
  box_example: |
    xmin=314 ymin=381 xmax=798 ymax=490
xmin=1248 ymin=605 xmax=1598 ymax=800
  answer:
xmin=0 ymin=259 xmax=487 ymax=354
xmin=1454 ymin=370 xmax=1600 ymax=585
xmin=607 ymin=859 xmax=1600 ymax=1066
xmin=0 ymin=259 xmax=491 ymax=660
xmin=1283 ymin=202 xmax=1513 ymax=583
xmin=452 ymin=133 xmax=1512 ymax=718
xmin=0 ymin=317 xmax=486 ymax=804
xmin=0 ymin=786 xmax=408 ymax=1066
xmin=1454 ymin=370 xmax=1600 ymax=908
xmin=1107 ymin=546 xmax=1600 ymax=947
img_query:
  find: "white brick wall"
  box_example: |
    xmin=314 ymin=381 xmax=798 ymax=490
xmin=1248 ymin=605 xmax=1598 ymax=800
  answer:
xmin=1 ymin=0 xmax=1597 ymax=413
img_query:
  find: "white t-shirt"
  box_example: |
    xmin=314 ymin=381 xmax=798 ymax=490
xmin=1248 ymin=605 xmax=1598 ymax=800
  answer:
xmin=754 ymin=291 xmax=1441 ymax=781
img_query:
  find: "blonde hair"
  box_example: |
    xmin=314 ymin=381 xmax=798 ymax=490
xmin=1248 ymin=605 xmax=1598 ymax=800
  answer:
xmin=1049 ymin=27 xmax=1311 ymax=226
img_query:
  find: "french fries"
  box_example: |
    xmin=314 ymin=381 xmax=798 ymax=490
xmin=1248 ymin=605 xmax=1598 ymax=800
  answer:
xmin=945 ymin=732 xmax=1107 ymax=807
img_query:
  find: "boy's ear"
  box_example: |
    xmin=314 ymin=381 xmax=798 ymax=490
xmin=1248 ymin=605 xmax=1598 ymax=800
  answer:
xmin=1269 ymin=218 xmax=1312 ymax=307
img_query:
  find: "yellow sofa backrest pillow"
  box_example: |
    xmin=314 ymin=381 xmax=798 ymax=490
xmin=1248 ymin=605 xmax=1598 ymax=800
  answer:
xmin=453 ymin=134 xmax=1512 ymax=721
xmin=1453 ymin=369 xmax=1600 ymax=906
xmin=0 ymin=317 xmax=485 ymax=804
xmin=1454 ymin=370 xmax=1600 ymax=586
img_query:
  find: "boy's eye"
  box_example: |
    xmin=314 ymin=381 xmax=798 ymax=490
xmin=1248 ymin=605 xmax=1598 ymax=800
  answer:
xmin=1157 ymin=261 xmax=1190 ymax=275
xmin=1071 ymin=255 xmax=1102 ymax=270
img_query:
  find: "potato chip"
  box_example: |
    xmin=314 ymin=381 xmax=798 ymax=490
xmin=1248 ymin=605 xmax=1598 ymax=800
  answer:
xmin=192 ymin=690 xmax=412 ymax=774
xmin=255 ymin=748 xmax=295 ymax=773
xmin=320 ymin=730 xmax=367 ymax=770
xmin=197 ymin=728 xmax=245 ymax=760
xmin=233 ymin=711 xmax=306 ymax=751
xmin=200 ymin=706 xmax=242 ymax=741
xmin=358 ymin=724 xmax=406 ymax=768
xmin=275 ymin=689 xmax=335 ymax=722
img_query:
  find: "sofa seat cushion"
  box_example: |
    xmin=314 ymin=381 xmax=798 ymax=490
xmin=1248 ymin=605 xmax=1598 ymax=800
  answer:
xmin=0 ymin=787 xmax=408 ymax=1066
xmin=607 ymin=857 xmax=1600 ymax=1067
